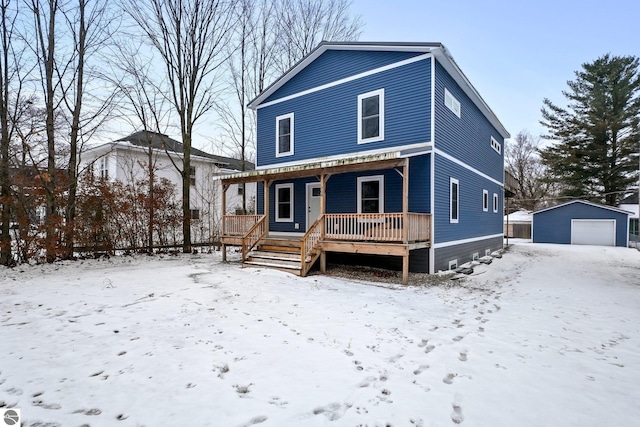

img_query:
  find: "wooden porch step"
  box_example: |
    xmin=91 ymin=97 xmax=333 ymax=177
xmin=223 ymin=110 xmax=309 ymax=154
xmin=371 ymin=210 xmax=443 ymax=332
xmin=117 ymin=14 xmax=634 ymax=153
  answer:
xmin=244 ymin=258 xmax=302 ymax=271
xmin=256 ymin=244 xmax=301 ymax=254
xmin=260 ymin=237 xmax=302 ymax=249
xmin=249 ymin=250 xmax=302 ymax=262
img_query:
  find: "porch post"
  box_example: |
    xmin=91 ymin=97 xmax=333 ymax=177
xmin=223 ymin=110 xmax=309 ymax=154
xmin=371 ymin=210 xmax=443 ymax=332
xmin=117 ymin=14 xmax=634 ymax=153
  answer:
xmin=264 ymin=180 xmax=271 ymax=235
xmin=402 ymin=158 xmax=409 ymax=284
xmin=320 ymin=173 xmax=328 ymax=272
xmin=402 ymin=247 xmax=409 ymax=285
xmin=221 ymin=183 xmax=229 ymax=262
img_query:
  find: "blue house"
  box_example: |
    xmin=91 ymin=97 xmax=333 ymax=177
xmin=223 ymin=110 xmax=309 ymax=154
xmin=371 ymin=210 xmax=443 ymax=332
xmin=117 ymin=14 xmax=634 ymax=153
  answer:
xmin=220 ymin=42 xmax=510 ymax=283
xmin=532 ymin=200 xmax=631 ymax=247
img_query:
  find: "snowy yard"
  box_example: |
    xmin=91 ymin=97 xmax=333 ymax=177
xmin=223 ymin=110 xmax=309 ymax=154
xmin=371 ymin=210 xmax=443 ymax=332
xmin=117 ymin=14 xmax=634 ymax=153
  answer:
xmin=1 ymin=242 xmax=639 ymax=427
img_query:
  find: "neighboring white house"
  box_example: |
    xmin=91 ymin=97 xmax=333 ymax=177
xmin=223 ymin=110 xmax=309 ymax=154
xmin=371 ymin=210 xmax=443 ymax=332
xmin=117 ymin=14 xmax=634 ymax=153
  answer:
xmin=619 ymin=192 xmax=639 ymax=239
xmin=79 ymin=131 xmax=256 ymax=241
xmin=504 ymin=209 xmax=532 ymax=239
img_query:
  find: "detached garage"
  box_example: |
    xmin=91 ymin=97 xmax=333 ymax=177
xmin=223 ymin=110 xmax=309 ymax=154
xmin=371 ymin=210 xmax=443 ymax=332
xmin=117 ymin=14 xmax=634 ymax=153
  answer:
xmin=533 ymin=200 xmax=631 ymax=247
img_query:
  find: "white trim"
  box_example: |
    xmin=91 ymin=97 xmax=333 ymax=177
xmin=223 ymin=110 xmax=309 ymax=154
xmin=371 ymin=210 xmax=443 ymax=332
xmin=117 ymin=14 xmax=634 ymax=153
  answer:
xmin=435 ymin=148 xmax=503 ymax=187
xmin=483 ymin=189 xmax=489 ymax=212
xmin=357 ymin=88 xmax=385 ymax=144
xmin=256 ymin=53 xmax=432 ymax=109
xmin=444 ymin=88 xmax=461 ymax=118
xmin=450 ymin=178 xmax=459 ymax=224
xmin=357 ymin=175 xmax=385 ymax=214
xmin=306 ymin=182 xmax=321 ymax=230
xmin=571 ymin=219 xmax=616 ymax=246
xmin=433 ymin=233 xmax=504 ymax=249
xmin=533 ymin=199 xmax=632 ymax=216
xmin=268 ymin=231 xmax=304 ymax=237
xmin=275 ymin=183 xmax=294 ymax=222
xmin=256 ymin=142 xmax=431 ymax=170
xmin=448 ymin=259 xmax=458 ymax=270
xmin=275 ymin=113 xmax=294 ymax=157
xmin=490 ymin=136 xmax=502 ymax=154
xmin=429 ymin=55 xmax=436 ymax=275
xmin=493 ymin=193 xmax=499 ymax=213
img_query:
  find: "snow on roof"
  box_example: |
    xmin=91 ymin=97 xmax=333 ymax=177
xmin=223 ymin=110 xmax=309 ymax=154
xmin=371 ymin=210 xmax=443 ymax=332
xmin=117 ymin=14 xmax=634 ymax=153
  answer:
xmin=504 ymin=209 xmax=532 ymax=223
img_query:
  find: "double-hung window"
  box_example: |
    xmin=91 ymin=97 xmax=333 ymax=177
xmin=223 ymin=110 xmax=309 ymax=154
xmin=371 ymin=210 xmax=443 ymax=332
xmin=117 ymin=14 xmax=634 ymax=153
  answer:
xmin=483 ymin=190 xmax=489 ymax=212
xmin=275 ymin=183 xmax=294 ymax=222
xmin=276 ymin=113 xmax=294 ymax=157
xmin=99 ymin=156 xmax=109 ymax=180
xmin=357 ymin=175 xmax=384 ymax=214
xmin=450 ymin=178 xmax=459 ymax=223
xmin=358 ymin=89 xmax=385 ymax=144
xmin=189 ymin=166 xmax=196 ymax=186
xmin=493 ymin=193 xmax=499 ymax=213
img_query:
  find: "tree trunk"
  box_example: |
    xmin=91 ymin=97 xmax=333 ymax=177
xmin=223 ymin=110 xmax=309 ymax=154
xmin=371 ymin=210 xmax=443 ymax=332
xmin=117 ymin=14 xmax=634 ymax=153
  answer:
xmin=0 ymin=0 xmax=11 ymax=266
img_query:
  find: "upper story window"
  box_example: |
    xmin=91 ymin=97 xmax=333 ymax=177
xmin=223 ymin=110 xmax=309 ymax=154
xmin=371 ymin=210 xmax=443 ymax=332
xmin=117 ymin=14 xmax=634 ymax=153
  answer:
xmin=357 ymin=175 xmax=384 ymax=213
xmin=493 ymin=193 xmax=499 ymax=213
xmin=444 ymin=88 xmax=461 ymax=118
xmin=276 ymin=113 xmax=294 ymax=157
xmin=483 ymin=189 xmax=489 ymax=212
xmin=450 ymin=178 xmax=459 ymax=223
xmin=189 ymin=166 xmax=196 ymax=186
xmin=357 ymin=89 xmax=385 ymax=144
xmin=275 ymin=183 xmax=294 ymax=222
xmin=99 ymin=156 xmax=109 ymax=180
xmin=491 ymin=136 xmax=502 ymax=154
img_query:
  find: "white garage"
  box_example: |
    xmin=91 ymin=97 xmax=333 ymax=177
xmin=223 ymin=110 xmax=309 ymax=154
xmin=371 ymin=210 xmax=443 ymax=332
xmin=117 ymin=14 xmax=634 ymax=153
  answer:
xmin=571 ymin=219 xmax=616 ymax=246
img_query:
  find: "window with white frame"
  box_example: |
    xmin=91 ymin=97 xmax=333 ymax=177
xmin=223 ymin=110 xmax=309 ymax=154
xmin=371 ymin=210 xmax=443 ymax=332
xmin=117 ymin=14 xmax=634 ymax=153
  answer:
xmin=357 ymin=175 xmax=384 ymax=214
xmin=99 ymin=156 xmax=109 ymax=179
xmin=483 ymin=189 xmax=489 ymax=212
xmin=491 ymin=136 xmax=502 ymax=154
xmin=189 ymin=166 xmax=196 ymax=186
xmin=275 ymin=183 xmax=294 ymax=222
xmin=450 ymin=178 xmax=459 ymax=223
xmin=357 ymin=89 xmax=385 ymax=143
xmin=493 ymin=193 xmax=499 ymax=213
xmin=276 ymin=113 xmax=294 ymax=157
xmin=444 ymin=88 xmax=461 ymax=118
xmin=237 ymin=183 xmax=244 ymax=196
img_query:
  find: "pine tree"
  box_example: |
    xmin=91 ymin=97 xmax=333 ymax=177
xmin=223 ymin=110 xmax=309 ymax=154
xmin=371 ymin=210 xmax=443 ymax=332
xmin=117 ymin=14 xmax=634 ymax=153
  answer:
xmin=540 ymin=54 xmax=640 ymax=206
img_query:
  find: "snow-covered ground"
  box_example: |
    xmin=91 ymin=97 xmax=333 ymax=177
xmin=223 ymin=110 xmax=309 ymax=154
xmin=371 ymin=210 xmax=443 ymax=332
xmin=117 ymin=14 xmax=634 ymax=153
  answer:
xmin=1 ymin=242 xmax=639 ymax=427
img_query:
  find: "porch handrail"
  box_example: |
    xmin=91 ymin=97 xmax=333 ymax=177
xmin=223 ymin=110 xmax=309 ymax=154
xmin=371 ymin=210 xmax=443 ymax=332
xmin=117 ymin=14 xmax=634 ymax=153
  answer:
xmin=324 ymin=212 xmax=430 ymax=242
xmin=241 ymin=215 xmax=266 ymax=261
xmin=301 ymin=215 xmax=323 ymax=268
xmin=224 ymin=214 xmax=262 ymax=236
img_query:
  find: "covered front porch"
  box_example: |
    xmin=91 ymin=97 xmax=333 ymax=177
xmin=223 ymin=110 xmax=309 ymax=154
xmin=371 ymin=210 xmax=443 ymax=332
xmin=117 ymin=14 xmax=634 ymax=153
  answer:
xmin=219 ymin=153 xmax=431 ymax=284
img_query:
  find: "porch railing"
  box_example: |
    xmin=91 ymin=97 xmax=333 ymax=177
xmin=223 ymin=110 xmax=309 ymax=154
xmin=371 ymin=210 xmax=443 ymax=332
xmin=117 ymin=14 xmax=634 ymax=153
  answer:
xmin=241 ymin=216 xmax=266 ymax=261
xmin=324 ymin=213 xmax=430 ymax=242
xmin=300 ymin=217 xmax=323 ymax=275
xmin=224 ymin=214 xmax=261 ymax=236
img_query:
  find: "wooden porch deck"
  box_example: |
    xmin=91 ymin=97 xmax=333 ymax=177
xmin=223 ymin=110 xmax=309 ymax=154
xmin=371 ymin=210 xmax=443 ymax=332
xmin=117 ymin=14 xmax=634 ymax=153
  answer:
xmin=221 ymin=213 xmax=431 ymax=284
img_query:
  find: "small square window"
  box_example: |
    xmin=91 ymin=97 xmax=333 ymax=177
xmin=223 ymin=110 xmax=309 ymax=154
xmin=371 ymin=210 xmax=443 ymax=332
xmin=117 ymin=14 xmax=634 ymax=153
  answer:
xmin=311 ymin=187 xmax=321 ymax=197
xmin=276 ymin=113 xmax=294 ymax=157
xmin=491 ymin=136 xmax=502 ymax=154
xmin=358 ymin=89 xmax=385 ymax=144
xmin=444 ymin=88 xmax=461 ymax=118
xmin=483 ymin=189 xmax=489 ymax=212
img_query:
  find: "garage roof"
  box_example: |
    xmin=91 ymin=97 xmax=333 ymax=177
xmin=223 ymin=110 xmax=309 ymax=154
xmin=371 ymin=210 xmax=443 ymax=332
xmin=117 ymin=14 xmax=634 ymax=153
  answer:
xmin=533 ymin=200 xmax=632 ymax=216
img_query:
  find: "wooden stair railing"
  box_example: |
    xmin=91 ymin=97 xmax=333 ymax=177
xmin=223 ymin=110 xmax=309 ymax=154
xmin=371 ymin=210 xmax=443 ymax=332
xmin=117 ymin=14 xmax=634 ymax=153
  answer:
xmin=241 ymin=216 xmax=267 ymax=261
xmin=300 ymin=215 xmax=323 ymax=276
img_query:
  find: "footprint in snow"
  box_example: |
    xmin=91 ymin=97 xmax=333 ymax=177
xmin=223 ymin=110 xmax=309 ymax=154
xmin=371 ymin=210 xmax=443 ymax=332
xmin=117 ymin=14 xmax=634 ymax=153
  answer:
xmin=313 ymin=402 xmax=351 ymax=421
xmin=443 ymin=373 xmax=457 ymax=384
xmin=453 ymin=336 xmax=464 ymax=342
xmin=413 ymin=365 xmax=429 ymax=375
xmin=239 ymin=415 xmax=268 ymax=426
xmin=459 ymin=351 xmax=468 ymax=362
xmin=451 ymin=403 xmax=464 ymax=424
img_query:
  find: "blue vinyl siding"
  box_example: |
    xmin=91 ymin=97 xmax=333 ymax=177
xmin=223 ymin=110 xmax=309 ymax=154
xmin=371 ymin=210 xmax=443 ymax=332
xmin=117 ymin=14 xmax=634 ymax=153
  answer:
xmin=256 ymin=58 xmax=431 ymax=167
xmin=434 ymin=60 xmax=503 ymax=182
xmin=434 ymin=154 xmax=502 ymax=244
xmin=264 ymin=50 xmax=423 ymax=104
xmin=532 ymin=202 xmax=629 ymax=247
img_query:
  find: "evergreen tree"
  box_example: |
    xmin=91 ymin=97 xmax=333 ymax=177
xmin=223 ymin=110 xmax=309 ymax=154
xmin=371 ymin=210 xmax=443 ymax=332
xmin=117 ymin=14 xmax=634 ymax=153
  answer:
xmin=540 ymin=54 xmax=640 ymax=206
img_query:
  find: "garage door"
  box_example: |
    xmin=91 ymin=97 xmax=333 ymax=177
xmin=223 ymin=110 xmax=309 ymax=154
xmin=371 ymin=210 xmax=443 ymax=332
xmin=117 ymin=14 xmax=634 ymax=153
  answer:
xmin=571 ymin=219 xmax=615 ymax=246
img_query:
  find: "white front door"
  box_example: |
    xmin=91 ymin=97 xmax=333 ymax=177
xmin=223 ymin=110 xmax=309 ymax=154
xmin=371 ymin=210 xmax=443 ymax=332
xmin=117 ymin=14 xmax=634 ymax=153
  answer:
xmin=306 ymin=183 xmax=321 ymax=230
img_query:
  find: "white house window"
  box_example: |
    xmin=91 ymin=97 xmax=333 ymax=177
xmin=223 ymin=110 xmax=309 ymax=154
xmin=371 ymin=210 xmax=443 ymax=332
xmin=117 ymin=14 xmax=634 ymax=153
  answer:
xmin=444 ymin=88 xmax=461 ymax=118
xmin=357 ymin=89 xmax=385 ymax=144
xmin=237 ymin=183 xmax=244 ymax=196
xmin=190 ymin=209 xmax=200 ymax=221
xmin=483 ymin=189 xmax=489 ymax=212
xmin=276 ymin=113 xmax=294 ymax=157
xmin=491 ymin=136 xmax=502 ymax=154
xmin=189 ymin=166 xmax=196 ymax=186
xmin=493 ymin=193 xmax=499 ymax=213
xmin=275 ymin=183 xmax=294 ymax=222
xmin=450 ymin=178 xmax=459 ymax=223
xmin=99 ymin=156 xmax=109 ymax=179
xmin=357 ymin=175 xmax=384 ymax=214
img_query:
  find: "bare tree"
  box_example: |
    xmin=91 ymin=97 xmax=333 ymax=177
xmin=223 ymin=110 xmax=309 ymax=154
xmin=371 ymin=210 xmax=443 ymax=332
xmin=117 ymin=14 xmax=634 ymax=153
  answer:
xmin=275 ymin=0 xmax=362 ymax=74
xmin=123 ymin=0 xmax=237 ymax=253
xmin=505 ymin=130 xmax=554 ymax=211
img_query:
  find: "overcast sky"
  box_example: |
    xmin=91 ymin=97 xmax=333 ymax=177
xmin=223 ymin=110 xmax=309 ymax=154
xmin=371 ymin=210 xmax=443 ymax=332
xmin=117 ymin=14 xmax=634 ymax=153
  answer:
xmin=350 ymin=0 xmax=640 ymax=141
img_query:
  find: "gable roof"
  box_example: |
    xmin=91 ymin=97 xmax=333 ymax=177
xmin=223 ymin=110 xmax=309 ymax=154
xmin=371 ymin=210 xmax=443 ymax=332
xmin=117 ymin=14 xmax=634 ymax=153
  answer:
xmin=248 ymin=41 xmax=509 ymax=139
xmin=114 ymin=131 xmax=254 ymax=171
xmin=533 ymin=200 xmax=632 ymax=216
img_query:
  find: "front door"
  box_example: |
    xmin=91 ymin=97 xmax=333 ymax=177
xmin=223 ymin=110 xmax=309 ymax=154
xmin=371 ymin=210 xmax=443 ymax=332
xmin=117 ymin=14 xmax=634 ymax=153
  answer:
xmin=306 ymin=183 xmax=321 ymax=230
